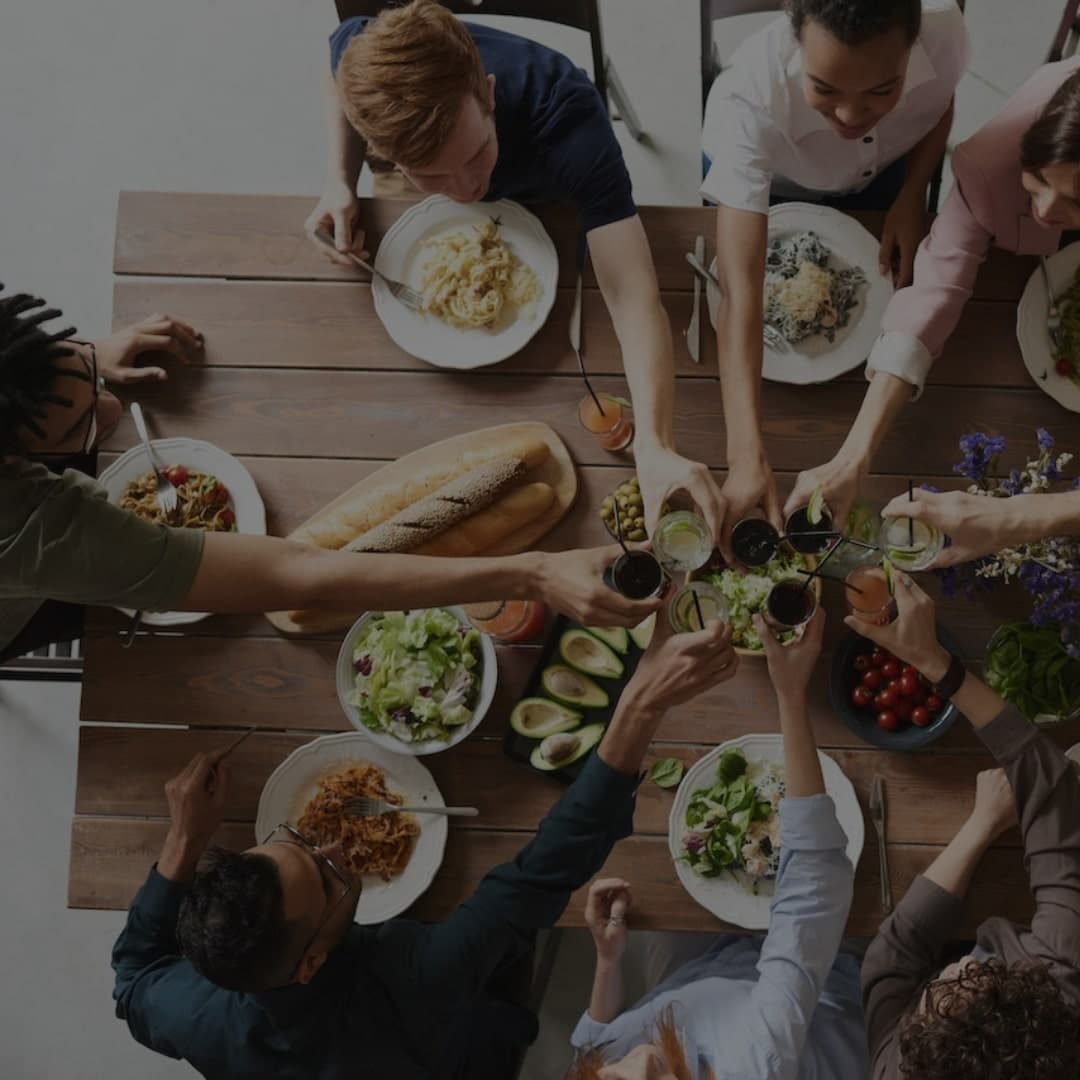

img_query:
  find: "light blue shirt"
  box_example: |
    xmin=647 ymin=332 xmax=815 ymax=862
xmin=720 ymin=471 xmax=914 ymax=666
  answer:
xmin=571 ymin=794 xmax=869 ymax=1079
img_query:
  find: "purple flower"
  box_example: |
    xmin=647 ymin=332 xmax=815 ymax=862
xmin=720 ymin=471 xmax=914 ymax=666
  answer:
xmin=954 ymin=432 xmax=1007 ymax=484
xmin=1037 ymin=428 xmax=1055 ymax=451
xmin=1001 ymin=468 xmax=1024 ymax=496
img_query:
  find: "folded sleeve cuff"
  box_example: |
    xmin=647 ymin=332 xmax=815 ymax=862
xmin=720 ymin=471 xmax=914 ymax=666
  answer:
xmin=571 ymin=1010 xmax=611 ymax=1049
xmin=865 ymin=331 xmax=934 ymax=398
xmin=977 ymin=702 xmax=1039 ymax=761
xmin=778 ymin=793 xmax=847 ymax=851
xmin=700 ymin=166 xmax=771 ymax=214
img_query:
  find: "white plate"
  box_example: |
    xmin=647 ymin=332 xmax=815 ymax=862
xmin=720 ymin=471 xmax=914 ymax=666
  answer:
xmin=706 ymin=202 xmax=893 ymax=385
xmin=336 ymin=606 xmax=498 ymax=756
xmin=372 ymin=195 xmax=558 ymax=369
xmin=668 ymin=733 xmax=865 ymax=930
xmin=97 ymin=437 xmax=266 ymax=626
xmin=1016 ymin=241 xmax=1080 ymax=413
xmin=255 ymin=732 xmax=448 ymax=925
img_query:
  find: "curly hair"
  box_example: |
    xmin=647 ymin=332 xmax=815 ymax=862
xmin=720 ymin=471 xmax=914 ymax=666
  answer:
xmin=786 ymin=0 xmax=922 ymax=47
xmin=176 ymin=848 xmax=296 ymax=992
xmin=0 ymin=285 xmax=83 ymax=455
xmin=898 ymin=958 xmax=1080 ymax=1080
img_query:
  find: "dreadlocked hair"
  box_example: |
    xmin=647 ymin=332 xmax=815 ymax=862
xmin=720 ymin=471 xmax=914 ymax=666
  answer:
xmin=0 ymin=285 xmax=83 ymax=454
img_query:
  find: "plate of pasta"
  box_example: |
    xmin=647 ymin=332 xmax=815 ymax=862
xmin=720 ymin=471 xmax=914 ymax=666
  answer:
xmin=255 ymin=732 xmax=448 ymax=924
xmin=98 ymin=437 xmax=265 ymax=626
xmin=372 ymin=195 xmax=558 ymax=369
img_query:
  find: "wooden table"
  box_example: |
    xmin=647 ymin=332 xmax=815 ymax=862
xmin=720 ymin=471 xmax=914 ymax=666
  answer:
xmin=69 ymin=192 xmax=1080 ymax=936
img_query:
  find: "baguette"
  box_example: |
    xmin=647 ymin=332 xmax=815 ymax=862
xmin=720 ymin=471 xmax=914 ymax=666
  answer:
xmin=285 ymin=482 xmax=555 ymax=628
xmin=292 ymin=436 xmax=550 ymax=550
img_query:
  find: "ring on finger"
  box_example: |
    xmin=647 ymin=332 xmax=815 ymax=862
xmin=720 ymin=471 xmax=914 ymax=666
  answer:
xmin=607 ymin=915 xmax=626 ymax=926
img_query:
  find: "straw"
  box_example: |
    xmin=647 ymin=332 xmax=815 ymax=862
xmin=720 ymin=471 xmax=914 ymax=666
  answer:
xmin=610 ymin=503 xmax=631 ymax=556
xmin=776 ymin=529 xmax=840 ymax=544
xmin=691 ymin=588 xmax=705 ymax=630
xmin=796 ymin=565 xmax=864 ymax=595
xmin=577 ymin=355 xmax=606 ymax=417
xmin=907 ymin=480 xmax=915 ymax=546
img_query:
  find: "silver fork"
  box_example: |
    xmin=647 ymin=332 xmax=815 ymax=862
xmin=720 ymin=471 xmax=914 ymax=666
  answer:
xmin=313 ymin=227 xmax=424 ymax=311
xmin=129 ymin=402 xmax=177 ymax=516
xmin=869 ymin=774 xmax=893 ymax=914
xmin=684 ymin=251 xmax=789 ymax=352
xmin=343 ymin=796 xmax=479 ymax=818
xmin=1039 ymin=256 xmax=1063 ymax=350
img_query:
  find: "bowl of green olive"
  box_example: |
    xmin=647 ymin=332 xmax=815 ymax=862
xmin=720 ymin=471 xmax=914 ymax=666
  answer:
xmin=599 ymin=476 xmax=667 ymax=542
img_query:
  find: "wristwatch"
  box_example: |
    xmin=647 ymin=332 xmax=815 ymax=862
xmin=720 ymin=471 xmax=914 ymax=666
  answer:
xmin=931 ymin=653 xmax=968 ymax=700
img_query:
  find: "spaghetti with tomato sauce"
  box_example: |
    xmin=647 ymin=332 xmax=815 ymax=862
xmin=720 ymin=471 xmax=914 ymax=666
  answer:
xmin=119 ymin=466 xmax=237 ymax=531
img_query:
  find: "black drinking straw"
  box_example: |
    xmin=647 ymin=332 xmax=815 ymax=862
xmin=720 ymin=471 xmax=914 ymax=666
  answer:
xmin=611 ymin=502 xmax=631 ymax=556
xmin=692 ymin=588 xmax=705 ymax=630
xmin=907 ymin=480 xmax=915 ymax=546
xmin=796 ymin=565 xmax=864 ymax=595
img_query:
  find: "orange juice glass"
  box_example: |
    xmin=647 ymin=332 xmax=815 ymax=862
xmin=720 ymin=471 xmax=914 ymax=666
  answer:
xmin=578 ymin=393 xmax=634 ymax=452
xmin=462 ymin=600 xmax=548 ymax=644
xmin=845 ymin=567 xmax=897 ymax=626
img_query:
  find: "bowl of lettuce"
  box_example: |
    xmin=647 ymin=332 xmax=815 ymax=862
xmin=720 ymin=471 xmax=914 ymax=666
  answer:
xmin=335 ymin=607 xmax=497 ymax=755
xmin=693 ymin=550 xmax=820 ymax=656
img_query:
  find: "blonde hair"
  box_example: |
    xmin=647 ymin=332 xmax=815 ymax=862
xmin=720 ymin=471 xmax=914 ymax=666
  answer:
xmin=566 ymin=1007 xmax=714 ymax=1080
xmin=336 ymin=0 xmax=490 ymax=169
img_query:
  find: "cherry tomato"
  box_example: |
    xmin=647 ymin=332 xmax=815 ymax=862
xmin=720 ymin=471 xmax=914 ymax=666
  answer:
xmin=861 ymin=669 xmax=884 ymax=691
xmin=879 ymin=686 xmax=899 ymax=709
xmin=205 ymin=483 xmax=229 ymax=508
xmin=1056 ymin=356 xmax=1074 ymax=377
xmin=881 ymin=659 xmax=901 ymax=680
xmin=901 ymin=664 xmax=919 ymax=678
xmin=899 ymin=673 xmax=920 ymax=698
xmin=873 ymin=690 xmax=887 ymax=709
xmin=165 ymin=465 xmax=188 ymax=487
xmin=219 ymin=507 xmax=236 ymax=529
xmin=911 ymin=706 xmax=930 ymax=727
xmin=870 ymin=649 xmax=887 ymax=667
xmin=925 ymin=694 xmax=944 ymax=714
xmin=853 ymin=654 xmax=873 ymax=674
xmin=877 ymin=709 xmax=900 ymax=732
xmin=852 ymin=686 xmax=875 ymax=710
xmin=894 ymin=699 xmax=914 ymax=721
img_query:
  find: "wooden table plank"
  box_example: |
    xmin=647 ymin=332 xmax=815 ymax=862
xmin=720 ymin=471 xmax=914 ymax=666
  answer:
xmin=75 ymin=725 xmax=1029 ymax=850
xmin=68 ymin=817 xmax=1034 ymax=936
xmin=98 ymin=368 xmax=1080 ymax=474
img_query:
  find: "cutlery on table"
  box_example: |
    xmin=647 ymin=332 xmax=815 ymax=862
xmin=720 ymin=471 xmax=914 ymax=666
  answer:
xmin=121 ymin=610 xmax=143 ymax=649
xmin=313 ymin=227 xmax=424 ymax=311
xmin=869 ymin=774 xmax=893 ymax=914
xmin=130 ymin=402 xmax=178 ymax=517
xmin=686 ymin=235 xmax=704 ymax=363
xmin=344 ymin=796 xmax=479 ymax=819
xmin=1038 ymin=255 xmax=1063 ymax=351
xmin=206 ymin=726 xmax=257 ymax=789
xmin=683 ymin=251 xmax=788 ymax=353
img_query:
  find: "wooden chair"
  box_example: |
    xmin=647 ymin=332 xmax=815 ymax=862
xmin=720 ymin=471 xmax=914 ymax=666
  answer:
xmin=333 ymin=0 xmax=644 ymax=140
xmin=1047 ymin=0 xmax=1080 ymax=61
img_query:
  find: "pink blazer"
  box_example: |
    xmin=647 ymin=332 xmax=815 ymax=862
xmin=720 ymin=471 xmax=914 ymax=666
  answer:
xmin=881 ymin=59 xmax=1080 ymax=358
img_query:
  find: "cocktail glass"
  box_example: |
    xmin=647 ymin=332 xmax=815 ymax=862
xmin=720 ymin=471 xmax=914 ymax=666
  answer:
xmin=605 ymin=549 xmax=666 ymax=600
xmin=784 ymin=504 xmax=836 ymax=555
xmin=764 ymin=578 xmax=818 ymax=632
xmin=845 ymin=566 xmax=897 ymax=626
xmin=731 ymin=517 xmax=780 ymax=568
xmin=653 ymin=511 xmax=714 ymax=574
xmin=668 ymin=581 xmax=729 ymax=633
xmin=877 ymin=516 xmax=944 ymax=572
xmin=578 ymin=394 xmax=634 ymax=452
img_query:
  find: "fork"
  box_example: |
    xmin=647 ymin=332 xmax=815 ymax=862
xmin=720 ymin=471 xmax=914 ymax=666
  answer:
xmin=1039 ymin=256 xmax=1063 ymax=350
xmin=683 ymin=252 xmax=789 ymax=352
xmin=869 ymin=774 xmax=893 ymax=914
xmin=313 ymin=227 xmax=424 ymax=311
xmin=129 ymin=402 xmax=177 ymax=517
xmin=343 ymin=796 xmax=479 ymax=818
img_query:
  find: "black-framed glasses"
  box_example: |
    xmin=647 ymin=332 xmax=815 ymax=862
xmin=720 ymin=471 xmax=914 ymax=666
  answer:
xmin=262 ymin=823 xmax=356 ymax=980
xmin=32 ymin=340 xmax=101 ymax=459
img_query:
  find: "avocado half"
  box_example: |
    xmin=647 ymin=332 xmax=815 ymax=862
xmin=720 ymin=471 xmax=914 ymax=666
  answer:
xmin=559 ymin=629 xmax=624 ymax=680
xmin=529 ymin=723 xmax=606 ymax=771
xmin=509 ymin=697 xmax=582 ymax=739
xmin=629 ymin=612 xmax=656 ymax=650
xmin=541 ymin=664 xmax=609 ymax=710
xmin=585 ymin=626 xmax=629 ymax=655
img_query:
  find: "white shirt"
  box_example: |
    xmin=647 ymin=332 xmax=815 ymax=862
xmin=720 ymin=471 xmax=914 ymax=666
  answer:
xmin=701 ymin=1 xmax=969 ymax=214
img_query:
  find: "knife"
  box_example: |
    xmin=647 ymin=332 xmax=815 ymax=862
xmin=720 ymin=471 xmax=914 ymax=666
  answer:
xmin=869 ymin=774 xmax=893 ymax=913
xmin=687 ymin=235 xmax=704 ymax=363
xmin=570 ymin=231 xmax=588 ymax=373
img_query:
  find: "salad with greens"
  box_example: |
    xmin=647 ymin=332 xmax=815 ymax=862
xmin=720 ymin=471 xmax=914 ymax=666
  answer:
xmin=346 ymin=609 xmax=482 ymax=744
xmin=984 ymin=622 xmax=1080 ymax=724
xmin=681 ymin=750 xmax=784 ymax=889
xmin=700 ymin=551 xmax=810 ymax=650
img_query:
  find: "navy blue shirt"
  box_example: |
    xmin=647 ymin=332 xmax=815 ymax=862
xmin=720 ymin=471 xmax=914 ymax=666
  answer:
xmin=329 ymin=18 xmax=637 ymax=233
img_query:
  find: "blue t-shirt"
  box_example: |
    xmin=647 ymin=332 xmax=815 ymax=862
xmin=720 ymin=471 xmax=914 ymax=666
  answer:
xmin=329 ymin=18 xmax=637 ymax=233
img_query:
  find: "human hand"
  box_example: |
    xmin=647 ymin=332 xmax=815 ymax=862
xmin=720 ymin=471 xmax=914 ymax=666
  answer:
xmin=882 ymin=489 xmax=1023 ymax=569
xmin=95 ymin=314 xmax=204 ymax=384
xmin=584 ymin=877 xmax=632 ymax=963
xmin=719 ymin=453 xmax=782 ymax=565
xmin=969 ymin=768 xmax=1018 ymax=842
xmin=304 ymin=181 xmax=367 ymax=265
xmin=535 ymin=546 xmax=663 ymax=628
xmin=842 ymin=571 xmax=950 ymax=679
xmin=625 ymin=608 xmax=738 ymax=713
xmin=753 ymin=605 xmax=825 ymax=701
xmin=784 ymin=455 xmax=867 ymax=538
xmin=159 ymin=750 xmax=231 ymax=881
xmin=879 ymin=189 xmax=926 ymax=288
xmin=635 ymin=445 xmax=726 ymax=542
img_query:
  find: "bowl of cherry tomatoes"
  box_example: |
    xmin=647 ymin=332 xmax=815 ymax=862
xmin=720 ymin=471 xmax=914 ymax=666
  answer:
xmin=829 ymin=627 xmax=960 ymax=750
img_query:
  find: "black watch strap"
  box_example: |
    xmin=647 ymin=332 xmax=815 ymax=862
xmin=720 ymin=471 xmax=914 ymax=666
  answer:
xmin=932 ymin=654 xmax=967 ymax=700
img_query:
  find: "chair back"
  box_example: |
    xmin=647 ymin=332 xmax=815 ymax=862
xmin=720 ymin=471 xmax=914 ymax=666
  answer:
xmin=334 ymin=1 xmax=607 ymax=102
xmin=1047 ymin=0 xmax=1080 ymax=62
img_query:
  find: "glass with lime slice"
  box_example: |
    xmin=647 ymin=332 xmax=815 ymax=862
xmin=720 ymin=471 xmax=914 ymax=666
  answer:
xmin=653 ymin=511 xmax=714 ymax=574
xmin=877 ymin=516 xmax=943 ymax=572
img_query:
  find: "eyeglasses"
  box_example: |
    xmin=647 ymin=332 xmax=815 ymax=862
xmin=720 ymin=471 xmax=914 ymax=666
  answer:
xmin=262 ymin=823 xmax=356 ymax=981
xmin=32 ymin=340 xmax=101 ymax=459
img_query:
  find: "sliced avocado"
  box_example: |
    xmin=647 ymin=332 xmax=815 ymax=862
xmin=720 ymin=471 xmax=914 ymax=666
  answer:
xmin=559 ymin=629 xmax=624 ymax=680
xmin=629 ymin=612 xmax=656 ymax=651
xmin=585 ymin=626 xmax=629 ymax=654
xmin=530 ymin=723 xmax=606 ymax=771
xmin=541 ymin=665 xmax=609 ymax=710
xmin=510 ymin=697 xmax=582 ymax=739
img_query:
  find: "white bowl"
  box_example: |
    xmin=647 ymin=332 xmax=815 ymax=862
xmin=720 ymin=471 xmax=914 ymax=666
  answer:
xmin=335 ymin=606 xmax=497 ymax=756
